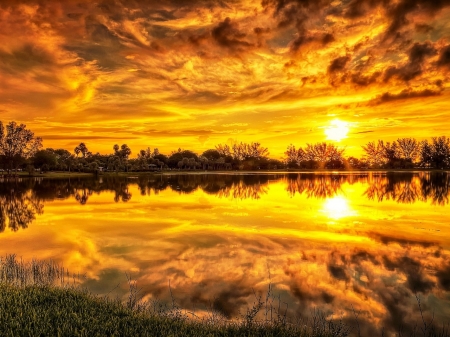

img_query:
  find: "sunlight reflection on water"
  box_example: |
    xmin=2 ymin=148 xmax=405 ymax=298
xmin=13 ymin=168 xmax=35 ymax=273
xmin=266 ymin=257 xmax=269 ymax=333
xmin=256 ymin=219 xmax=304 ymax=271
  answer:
xmin=0 ymin=172 xmax=449 ymax=335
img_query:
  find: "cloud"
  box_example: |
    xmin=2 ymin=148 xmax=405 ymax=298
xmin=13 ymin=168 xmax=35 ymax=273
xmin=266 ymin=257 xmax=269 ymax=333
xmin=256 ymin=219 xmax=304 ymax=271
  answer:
xmin=211 ymin=17 xmax=253 ymax=52
xmin=370 ymin=89 xmax=442 ymax=105
xmin=327 ymin=264 xmax=349 ymax=281
xmin=382 ymin=256 xmax=434 ymax=293
xmin=0 ymin=44 xmax=55 ymax=74
xmin=436 ymin=264 xmax=450 ymax=290
xmin=350 ymin=71 xmax=381 ymax=86
xmin=1 ymin=0 xmax=450 ymax=156
xmin=383 ymin=0 xmax=450 ymax=39
xmin=328 ymin=55 xmax=350 ymax=74
xmin=437 ymin=45 xmax=450 ymax=69
xmin=415 ymin=23 xmax=434 ymax=33
xmin=383 ymin=41 xmax=437 ymax=82
xmin=369 ymin=233 xmax=438 ymax=248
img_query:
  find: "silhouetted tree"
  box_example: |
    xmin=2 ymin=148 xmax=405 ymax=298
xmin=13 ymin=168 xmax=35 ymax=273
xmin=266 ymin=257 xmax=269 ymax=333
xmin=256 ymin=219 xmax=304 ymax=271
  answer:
xmin=362 ymin=140 xmax=385 ymax=168
xmin=74 ymin=143 xmax=89 ymax=158
xmin=285 ymin=144 xmax=307 ymax=168
xmin=304 ymin=142 xmax=345 ymax=169
xmin=0 ymin=121 xmax=42 ymax=173
xmin=33 ymin=149 xmax=57 ymax=170
xmin=114 ymin=144 xmax=132 ymax=172
xmin=397 ymin=138 xmax=419 ymax=163
xmin=430 ymin=136 xmax=450 ymax=169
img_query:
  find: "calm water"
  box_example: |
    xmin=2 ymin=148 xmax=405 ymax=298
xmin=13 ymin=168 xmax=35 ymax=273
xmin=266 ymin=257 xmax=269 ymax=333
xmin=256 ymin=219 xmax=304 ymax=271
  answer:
xmin=1 ymin=172 xmax=450 ymax=335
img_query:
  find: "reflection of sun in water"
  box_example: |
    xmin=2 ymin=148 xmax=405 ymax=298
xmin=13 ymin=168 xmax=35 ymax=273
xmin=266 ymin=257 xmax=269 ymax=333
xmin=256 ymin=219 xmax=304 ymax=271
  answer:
xmin=325 ymin=119 xmax=349 ymax=142
xmin=322 ymin=196 xmax=354 ymax=219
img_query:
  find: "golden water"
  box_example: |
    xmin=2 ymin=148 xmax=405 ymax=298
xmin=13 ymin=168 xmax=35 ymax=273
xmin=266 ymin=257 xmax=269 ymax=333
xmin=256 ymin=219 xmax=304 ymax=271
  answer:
xmin=1 ymin=172 xmax=449 ymax=334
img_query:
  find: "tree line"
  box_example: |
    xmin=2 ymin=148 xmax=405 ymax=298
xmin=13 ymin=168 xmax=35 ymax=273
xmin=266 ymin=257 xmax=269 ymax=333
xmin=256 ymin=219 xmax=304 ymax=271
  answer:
xmin=283 ymin=137 xmax=450 ymax=170
xmin=1 ymin=120 xmax=450 ymax=173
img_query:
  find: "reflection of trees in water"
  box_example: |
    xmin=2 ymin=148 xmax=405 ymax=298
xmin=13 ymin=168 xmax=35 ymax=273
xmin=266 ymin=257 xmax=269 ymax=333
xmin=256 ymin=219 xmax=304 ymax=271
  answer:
xmin=286 ymin=174 xmax=367 ymax=199
xmin=2 ymin=172 xmax=450 ymax=232
xmin=136 ymin=174 xmax=275 ymax=200
xmin=419 ymin=172 xmax=450 ymax=205
xmin=216 ymin=182 xmax=269 ymax=200
xmin=208 ymin=175 xmax=272 ymax=200
xmin=0 ymin=180 xmax=44 ymax=232
xmin=364 ymin=172 xmax=450 ymax=205
xmin=284 ymin=172 xmax=450 ymax=205
xmin=74 ymin=188 xmax=93 ymax=205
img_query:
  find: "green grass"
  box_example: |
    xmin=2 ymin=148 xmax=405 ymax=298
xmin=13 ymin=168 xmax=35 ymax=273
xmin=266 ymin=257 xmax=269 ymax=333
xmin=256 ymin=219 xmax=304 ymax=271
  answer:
xmin=2 ymin=171 xmax=94 ymax=178
xmin=2 ymin=169 xmax=450 ymax=180
xmin=0 ymin=255 xmax=350 ymax=337
xmin=0 ymin=284 xmax=350 ymax=337
xmin=1 ymin=255 xmax=449 ymax=337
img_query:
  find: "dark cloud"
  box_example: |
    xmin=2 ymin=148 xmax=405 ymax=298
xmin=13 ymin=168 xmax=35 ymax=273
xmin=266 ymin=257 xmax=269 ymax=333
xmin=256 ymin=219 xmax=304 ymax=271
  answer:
xmin=436 ymin=264 xmax=450 ymax=291
xmin=414 ymin=23 xmax=434 ymax=33
xmin=351 ymin=71 xmax=380 ymax=86
xmin=0 ymin=44 xmax=55 ymax=74
xmin=341 ymin=0 xmax=450 ymax=40
xmin=212 ymin=17 xmax=253 ymax=52
xmin=321 ymin=291 xmax=334 ymax=303
xmin=383 ymin=41 xmax=437 ymax=82
xmin=378 ymin=286 xmax=411 ymax=333
xmin=290 ymin=32 xmax=335 ymax=52
xmin=350 ymin=250 xmax=380 ymax=265
xmin=371 ymin=89 xmax=442 ymax=105
xmin=383 ymin=256 xmax=434 ymax=293
xmin=327 ymin=264 xmax=349 ymax=281
xmin=261 ymin=0 xmax=333 ymax=52
xmin=261 ymin=0 xmax=330 ymax=17
xmin=328 ymin=55 xmax=350 ymax=74
xmin=253 ymin=27 xmax=270 ymax=35
xmin=437 ymin=45 xmax=450 ymax=69
xmin=369 ymin=233 xmax=438 ymax=248
xmin=409 ymin=41 xmax=437 ymax=64
xmin=344 ymin=0 xmax=385 ymax=19
xmin=211 ymin=286 xmax=252 ymax=318
xmin=384 ymin=0 xmax=450 ymax=39
xmin=63 ymin=16 xmax=125 ymax=70
xmin=187 ymin=32 xmax=210 ymax=46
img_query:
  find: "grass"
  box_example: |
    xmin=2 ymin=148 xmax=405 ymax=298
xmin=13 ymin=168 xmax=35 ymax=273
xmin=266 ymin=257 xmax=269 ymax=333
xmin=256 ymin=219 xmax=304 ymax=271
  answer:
xmin=2 ymin=169 xmax=450 ymax=180
xmin=2 ymin=171 xmax=93 ymax=178
xmin=0 ymin=255 xmax=449 ymax=337
xmin=0 ymin=255 xmax=350 ymax=337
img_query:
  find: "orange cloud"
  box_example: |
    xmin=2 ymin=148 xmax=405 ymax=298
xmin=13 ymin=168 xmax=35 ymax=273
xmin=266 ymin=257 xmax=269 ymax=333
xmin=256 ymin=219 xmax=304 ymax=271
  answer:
xmin=0 ymin=0 xmax=450 ymax=157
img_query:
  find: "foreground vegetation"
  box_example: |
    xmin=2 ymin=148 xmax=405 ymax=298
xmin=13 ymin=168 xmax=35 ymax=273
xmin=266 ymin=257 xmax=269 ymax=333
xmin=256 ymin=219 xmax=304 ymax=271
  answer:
xmin=1 ymin=255 xmax=449 ymax=337
xmin=0 ymin=255 xmax=350 ymax=337
xmin=4 ymin=285 xmax=347 ymax=337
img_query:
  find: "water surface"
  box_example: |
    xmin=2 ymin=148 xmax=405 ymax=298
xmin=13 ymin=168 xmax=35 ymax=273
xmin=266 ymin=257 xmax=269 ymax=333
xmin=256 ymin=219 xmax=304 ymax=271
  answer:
xmin=1 ymin=172 xmax=449 ymax=335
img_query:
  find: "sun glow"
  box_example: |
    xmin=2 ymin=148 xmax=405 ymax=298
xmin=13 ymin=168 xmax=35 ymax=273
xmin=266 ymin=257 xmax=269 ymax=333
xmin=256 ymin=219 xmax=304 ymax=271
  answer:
xmin=322 ymin=196 xmax=354 ymax=219
xmin=325 ymin=119 xmax=350 ymax=142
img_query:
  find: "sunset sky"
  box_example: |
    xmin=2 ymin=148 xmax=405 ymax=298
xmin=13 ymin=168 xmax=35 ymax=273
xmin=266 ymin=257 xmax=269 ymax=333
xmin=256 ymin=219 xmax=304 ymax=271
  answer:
xmin=1 ymin=0 xmax=450 ymax=158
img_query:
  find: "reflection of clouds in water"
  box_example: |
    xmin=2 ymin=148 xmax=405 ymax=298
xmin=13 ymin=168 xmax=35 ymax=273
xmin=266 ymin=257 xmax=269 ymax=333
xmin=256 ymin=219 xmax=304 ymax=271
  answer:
xmin=1 ymin=173 xmax=450 ymax=335
xmin=76 ymin=230 xmax=450 ymax=335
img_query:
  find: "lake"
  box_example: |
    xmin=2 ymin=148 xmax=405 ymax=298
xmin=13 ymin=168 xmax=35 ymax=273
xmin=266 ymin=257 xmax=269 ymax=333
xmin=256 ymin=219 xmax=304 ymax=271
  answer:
xmin=1 ymin=172 xmax=449 ymax=335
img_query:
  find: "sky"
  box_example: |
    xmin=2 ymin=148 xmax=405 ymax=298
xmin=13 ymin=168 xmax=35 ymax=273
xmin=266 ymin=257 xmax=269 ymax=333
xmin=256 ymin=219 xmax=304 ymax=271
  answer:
xmin=1 ymin=0 xmax=450 ymax=158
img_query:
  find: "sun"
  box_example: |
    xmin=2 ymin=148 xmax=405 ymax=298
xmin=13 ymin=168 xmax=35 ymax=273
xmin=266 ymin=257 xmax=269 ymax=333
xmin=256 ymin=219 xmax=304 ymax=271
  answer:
xmin=325 ymin=119 xmax=349 ymax=142
xmin=321 ymin=196 xmax=355 ymax=219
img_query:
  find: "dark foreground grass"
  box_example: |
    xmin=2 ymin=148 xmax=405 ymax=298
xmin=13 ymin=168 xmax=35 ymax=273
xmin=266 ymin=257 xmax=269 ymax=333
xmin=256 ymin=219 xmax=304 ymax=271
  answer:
xmin=1 ymin=255 xmax=449 ymax=337
xmin=0 ymin=255 xmax=350 ymax=337
xmin=0 ymin=284 xmax=348 ymax=337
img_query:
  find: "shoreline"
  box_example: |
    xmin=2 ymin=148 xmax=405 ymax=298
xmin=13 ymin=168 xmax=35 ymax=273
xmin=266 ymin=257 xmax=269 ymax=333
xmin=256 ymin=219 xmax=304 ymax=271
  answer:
xmin=1 ymin=168 xmax=449 ymax=179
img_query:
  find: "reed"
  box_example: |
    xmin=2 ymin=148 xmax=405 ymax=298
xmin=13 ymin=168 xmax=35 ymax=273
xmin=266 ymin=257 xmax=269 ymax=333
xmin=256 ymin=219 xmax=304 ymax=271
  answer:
xmin=0 ymin=255 xmax=448 ymax=337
